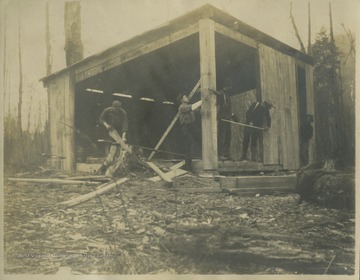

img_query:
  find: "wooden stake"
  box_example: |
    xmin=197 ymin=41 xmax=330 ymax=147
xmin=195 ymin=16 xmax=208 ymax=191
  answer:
xmin=59 ymin=178 xmax=128 ymax=208
xmin=290 ymin=2 xmax=306 ymax=53
xmin=221 ymin=119 xmax=264 ymax=130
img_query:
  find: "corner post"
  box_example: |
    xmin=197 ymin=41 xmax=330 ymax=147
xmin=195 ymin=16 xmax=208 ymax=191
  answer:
xmin=199 ymin=18 xmax=218 ymax=170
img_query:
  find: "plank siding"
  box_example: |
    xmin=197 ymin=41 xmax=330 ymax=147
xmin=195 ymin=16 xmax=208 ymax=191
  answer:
xmin=259 ymin=44 xmax=300 ymax=169
xmin=199 ymin=19 xmax=218 ymax=170
xmin=47 ymin=73 xmax=76 ymax=171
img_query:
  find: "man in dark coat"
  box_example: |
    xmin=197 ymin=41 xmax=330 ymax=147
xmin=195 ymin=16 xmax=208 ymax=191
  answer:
xmin=97 ymin=100 xmax=128 ymax=174
xmin=213 ymin=79 xmax=237 ymax=160
xmin=177 ymin=93 xmax=202 ymax=172
xmin=300 ymin=114 xmax=314 ymax=167
xmin=240 ymin=100 xmax=273 ymax=162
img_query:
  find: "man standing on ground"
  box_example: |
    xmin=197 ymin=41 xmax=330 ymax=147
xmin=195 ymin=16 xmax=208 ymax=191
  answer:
xmin=177 ymin=93 xmax=202 ymax=172
xmin=240 ymin=100 xmax=273 ymax=162
xmin=213 ymin=79 xmax=237 ymax=160
xmin=300 ymin=114 xmax=314 ymax=167
xmin=97 ymin=100 xmax=128 ymax=174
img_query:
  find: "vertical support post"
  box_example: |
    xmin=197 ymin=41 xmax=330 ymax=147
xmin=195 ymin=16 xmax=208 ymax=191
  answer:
xmin=199 ymin=19 xmax=218 ymax=170
xmin=63 ymin=71 xmax=76 ymax=171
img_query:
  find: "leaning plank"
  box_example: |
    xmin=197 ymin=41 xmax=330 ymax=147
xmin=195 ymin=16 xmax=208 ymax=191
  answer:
xmin=148 ymin=168 xmax=187 ymax=182
xmin=7 ymin=178 xmax=99 ymax=185
xmin=146 ymin=162 xmax=172 ymax=183
xmin=59 ymin=178 xmax=128 ymax=208
xmin=169 ymin=160 xmax=186 ymax=170
xmin=148 ymin=79 xmax=201 ymax=160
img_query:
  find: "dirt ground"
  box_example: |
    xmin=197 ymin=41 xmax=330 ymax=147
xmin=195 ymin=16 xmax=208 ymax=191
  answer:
xmin=3 ymin=167 xmax=356 ymax=275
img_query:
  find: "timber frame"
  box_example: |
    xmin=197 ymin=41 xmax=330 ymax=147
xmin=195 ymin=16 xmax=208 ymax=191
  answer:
xmin=41 ymin=4 xmax=314 ymax=172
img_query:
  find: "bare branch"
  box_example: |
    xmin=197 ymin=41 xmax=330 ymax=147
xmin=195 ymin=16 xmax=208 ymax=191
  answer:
xmin=290 ymin=2 xmax=306 ymax=53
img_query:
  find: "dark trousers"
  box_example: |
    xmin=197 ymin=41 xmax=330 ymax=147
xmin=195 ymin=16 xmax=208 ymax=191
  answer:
xmin=218 ymin=121 xmax=231 ymax=157
xmin=181 ymin=123 xmax=195 ymax=170
xmin=242 ymin=127 xmax=261 ymax=161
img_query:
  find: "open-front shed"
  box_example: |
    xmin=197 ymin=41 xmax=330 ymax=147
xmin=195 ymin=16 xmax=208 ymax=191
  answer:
xmin=41 ymin=4 xmax=314 ymax=173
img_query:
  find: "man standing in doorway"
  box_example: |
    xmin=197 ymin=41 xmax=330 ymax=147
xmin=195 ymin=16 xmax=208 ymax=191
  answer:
xmin=97 ymin=100 xmax=128 ymax=174
xmin=213 ymin=78 xmax=237 ymax=160
xmin=240 ymin=100 xmax=273 ymax=162
xmin=300 ymin=114 xmax=314 ymax=167
xmin=177 ymin=93 xmax=202 ymax=172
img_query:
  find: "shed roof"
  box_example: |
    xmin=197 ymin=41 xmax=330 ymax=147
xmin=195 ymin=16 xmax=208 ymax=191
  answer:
xmin=41 ymin=4 xmax=313 ymax=84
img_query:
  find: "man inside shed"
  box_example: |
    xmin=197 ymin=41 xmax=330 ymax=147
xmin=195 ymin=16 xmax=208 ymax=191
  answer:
xmin=212 ymin=78 xmax=238 ymax=160
xmin=240 ymin=100 xmax=273 ymax=162
xmin=177 ymin=93 xmax=202 ymax=172
xmin=97 ymin=100 xmax=128 ymax=174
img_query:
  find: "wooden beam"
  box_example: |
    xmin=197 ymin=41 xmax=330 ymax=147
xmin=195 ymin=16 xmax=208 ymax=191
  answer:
xmin=147 ymin=79 xmax=201 ymax=161
xmin=170 ymin=160 xmax=185 ymax=170
xmin=75 ymin=23 xmax=199 ymax=82
xmin=214 ymin=22 xmax=257 ymax=48
xmin=146 ymin=162 xmax=172 ymax=183
xmin=7 ymin=178 xmax=99 ymax=186
xmin=199 ymin=18 xmax=218 ymax=170
xmin=219 ymin=175 xmax=296 ymax=191
xmin=148 ymin=168 xmax=187 ymax=182
xmin=59 ymin=178 xmax=128 ymax=208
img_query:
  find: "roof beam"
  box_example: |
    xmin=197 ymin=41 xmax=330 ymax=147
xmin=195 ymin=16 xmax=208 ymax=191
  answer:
xmin=74 ymin=23 xmax=199 ymax=83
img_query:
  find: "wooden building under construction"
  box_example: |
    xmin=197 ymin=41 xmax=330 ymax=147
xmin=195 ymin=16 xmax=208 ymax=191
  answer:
xmin=41 ymin=4 xmax=314 ymax=173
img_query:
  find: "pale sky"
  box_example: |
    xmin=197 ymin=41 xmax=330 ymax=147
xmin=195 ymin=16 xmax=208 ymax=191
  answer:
xmin=1 ymin=0 xmax=358 ymax=131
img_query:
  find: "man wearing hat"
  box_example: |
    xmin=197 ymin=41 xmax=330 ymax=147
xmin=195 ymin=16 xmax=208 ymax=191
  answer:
xmin=240 ymin=100 xmax=273 ymax=162
xmin=97 ymin=100 xmax=128 ymax=174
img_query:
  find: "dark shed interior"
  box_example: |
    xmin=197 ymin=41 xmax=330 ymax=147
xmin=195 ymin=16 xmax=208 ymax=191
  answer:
xmin=74 ymin=32 xmax=258 ymax=162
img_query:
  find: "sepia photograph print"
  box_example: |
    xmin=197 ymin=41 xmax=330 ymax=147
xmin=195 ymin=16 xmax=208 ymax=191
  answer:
xmin=1 ymin=0 xmax=358 ymax=279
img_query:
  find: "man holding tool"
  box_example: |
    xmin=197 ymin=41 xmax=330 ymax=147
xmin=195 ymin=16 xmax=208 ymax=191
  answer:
xmin=240 ymin=100 xmax=274 ymax=162
xmin=97 ymin=100 xmax=128 ymax=175
xmin=177 ymin=93 xmax=202 ymax=172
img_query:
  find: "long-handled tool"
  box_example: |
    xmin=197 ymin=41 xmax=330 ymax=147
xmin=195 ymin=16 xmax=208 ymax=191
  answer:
xmin=221 ymin=119 xmax=264 ymax=130
xmin=98 ymin=140 xmax=185 ymax=157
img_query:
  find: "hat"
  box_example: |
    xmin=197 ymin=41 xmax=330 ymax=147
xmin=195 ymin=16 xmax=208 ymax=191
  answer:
xmin=263 ymin=100 xmax=274 ymax=108
xmin=112 ymin=100 xmax=122 ymax=108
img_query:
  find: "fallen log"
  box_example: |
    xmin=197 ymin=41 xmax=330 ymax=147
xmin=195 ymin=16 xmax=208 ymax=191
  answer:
xmin=59 ymin=178 xmax=128 ymax=208
xmin=296 ymin=162 xmax=355 ymax=210
xmin=7 ymin=178 xmax=99 ymax=186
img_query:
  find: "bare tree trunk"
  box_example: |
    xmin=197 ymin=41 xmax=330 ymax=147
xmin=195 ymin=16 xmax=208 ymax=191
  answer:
xmin=290 ymin=2 xmax=306 ymax=53
xmin=307 ymin=2 xmax=312 ymax=54
xmin=18 ymin=2 xmax=24 ymax=162
xmin=3 ymin=8 xmax=8 ymax=109
xmin=45 ymin=1 xmax=52 ymax=75
xmin=64 ymin=1 xmax=83 ymax=66
xmin=329 ymin=3 xmax=335 ymax=44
